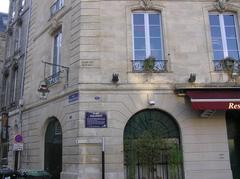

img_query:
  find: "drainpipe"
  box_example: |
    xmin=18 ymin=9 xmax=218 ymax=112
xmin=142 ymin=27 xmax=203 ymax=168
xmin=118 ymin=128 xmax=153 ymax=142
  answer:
xmin=17 ymin=0 xmax=32 ymax=170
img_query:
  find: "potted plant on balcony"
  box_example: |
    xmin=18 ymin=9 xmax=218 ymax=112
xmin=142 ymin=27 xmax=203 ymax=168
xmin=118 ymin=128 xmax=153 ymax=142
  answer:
xmin=220 ymin=57 xmax=238 ymax=79
xmin=143 ymin=56 xmax=156 ymax=72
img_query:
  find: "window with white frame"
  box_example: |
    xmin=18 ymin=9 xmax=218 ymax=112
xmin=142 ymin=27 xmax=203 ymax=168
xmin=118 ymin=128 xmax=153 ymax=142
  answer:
xmin=52 ymin=30 xmax=62 ymax=75
xmin=132 ymin=12 xmax=166 ymax=72
xmin=209 ymin=13 xmax=240 ymax=63
xmin=50 ymin=0 xmax=64 ymax=17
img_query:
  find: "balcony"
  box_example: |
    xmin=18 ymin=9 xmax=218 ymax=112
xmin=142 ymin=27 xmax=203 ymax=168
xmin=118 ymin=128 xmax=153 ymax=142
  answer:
xmin=132 ymin=60 xmax=168 ymax=72
xmin=45 ymin=71 xmax=62 ymax=86
xmin=213 ymin=60 xmax=240 ymax=72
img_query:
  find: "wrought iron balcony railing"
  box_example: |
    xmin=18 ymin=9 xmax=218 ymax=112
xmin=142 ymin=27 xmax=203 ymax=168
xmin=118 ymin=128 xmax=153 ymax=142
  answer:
xmin=213 ymin=60 xmax=240 ymax=71
xmin=45 ymin=71 xmax=62 ymax=86
xmin=132 ymin=60 xmax=168 ymax=72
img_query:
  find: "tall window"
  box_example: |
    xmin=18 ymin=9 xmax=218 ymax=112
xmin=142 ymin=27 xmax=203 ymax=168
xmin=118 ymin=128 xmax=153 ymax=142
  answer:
xmin=53 ymin=30 xmax=62 ymax=75
xmin=209 ymin=13 xmax=240 ymax=61
xmin=11 ymin=68 xmax=18 ymax=103
xmin=50 ymin=0 xmax=64 ymax=16
xmin=2 ymin=74 xmax=9 ymax=107
xmin=14 ymin=27 xmax=21 ymax=52
xmin=132 ymin=12 xmax=166 ymax=72
xmin=19 ymin=0 xmax=25 ymax=12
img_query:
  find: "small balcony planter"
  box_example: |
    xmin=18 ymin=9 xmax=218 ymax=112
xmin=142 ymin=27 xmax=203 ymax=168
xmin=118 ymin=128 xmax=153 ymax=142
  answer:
xmin=143 ymin=56 xmax=156 ymax=72
xmin=220 ymin=57 xmax=240 ymax=80
xmin=221 ymin=57 xmax=235 ymax=75
xmin=221 ymin=57 xmax=235 ymax=72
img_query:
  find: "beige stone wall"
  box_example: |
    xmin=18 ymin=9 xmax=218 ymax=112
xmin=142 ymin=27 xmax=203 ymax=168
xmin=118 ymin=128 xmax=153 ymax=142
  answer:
xmin=20 ymin=0 xmax=240 ymax=179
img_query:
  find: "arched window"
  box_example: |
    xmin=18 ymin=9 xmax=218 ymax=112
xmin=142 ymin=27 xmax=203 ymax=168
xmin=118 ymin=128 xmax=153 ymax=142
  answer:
xmin=124 ymin=109 xmax=183 ymax=179
xmin=45 ymin=118 xmax=62 ymax=179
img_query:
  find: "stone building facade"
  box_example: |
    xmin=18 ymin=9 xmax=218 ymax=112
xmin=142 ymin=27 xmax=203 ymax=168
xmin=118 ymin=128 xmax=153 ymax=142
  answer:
xmin=0 ymin=0 xmax=31 ymax=168
xmin=0 ymin=12 xmax=8 ymax=167
xmin=2 ymin=0 xmax=240 ymax=179
xmin=0 ymin=12 xmax=8 ymax=124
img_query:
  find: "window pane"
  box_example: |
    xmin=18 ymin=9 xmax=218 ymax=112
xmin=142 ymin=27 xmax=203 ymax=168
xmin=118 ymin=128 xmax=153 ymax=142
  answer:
xmin=209 ymin=15 xmax=220 ymax=25
xmin=149 ymin=14 xmax=160 ymax=25
xmin=212 ymin=39 xmax=223 ymax=50
xmin=228 ymin=51 xmax=240 ymax=59
xmin=151 ymin=50 xmax=163 ymax=60
xmin=210 ymin=27 xmax=221 ymax=37
xmin=135 ymin=50 xmax=146 ymax=60
xmin=133 ymin=14 xmax=144 ymax=25
xmin=213 ymin=51 xmax=224 ymax=60
xmin=134 ymin=26 xmax=145 ymax=37
xmin=225 ymin=27 xmax=237 ymax=38
xmin=134 ymin=38 xmax=146 ymax=49
xmin=227 ymin=39 xmax=238 ymax=50
xmin=224 ymin=15 xmax=235 ymax=26
xmin=150 ymin=38 xmax=161 ymax=49
xmin=150 ymin=26 xmax=161 ymax=37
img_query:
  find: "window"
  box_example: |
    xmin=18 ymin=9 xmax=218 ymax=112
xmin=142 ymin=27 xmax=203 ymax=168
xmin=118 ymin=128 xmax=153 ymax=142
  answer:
xmin=19 ymin=0 xmax=25 ymax=12
xmin=132 ymin=12 xmax=166 ymax=72
xmin=53 ymin=30 xmax=62 ymax=75
xmin=14 ymin=27 xmax=21 ymax=52
xmin=50 ymin=0 xmax=64 ymax=17
xmin=45 ymin=29 xmax=62 ymax=85
xmin=2 ymin=74 xmax=9 ymax=107
xmin=10 ymin=68 xmax=18 ymax=103
xmin=209 ymin=13 xmax=240 ymax=63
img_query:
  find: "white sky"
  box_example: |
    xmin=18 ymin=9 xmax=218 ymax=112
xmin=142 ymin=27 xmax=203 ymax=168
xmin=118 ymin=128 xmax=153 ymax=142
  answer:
xmin=0 ymin=0 xmax=9 ymax=13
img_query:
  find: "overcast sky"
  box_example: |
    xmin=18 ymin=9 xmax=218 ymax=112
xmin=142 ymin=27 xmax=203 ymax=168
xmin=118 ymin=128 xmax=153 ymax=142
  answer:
xmin=0 ymin=0 xmax=9 ymax=13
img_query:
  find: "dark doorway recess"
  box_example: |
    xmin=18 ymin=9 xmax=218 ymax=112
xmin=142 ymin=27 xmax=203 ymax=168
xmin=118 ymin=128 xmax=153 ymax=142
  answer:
xmin=226 ymin=110 xmax=240 ymax=179
xmin=44 ymin=118 xmax=62 ymax=179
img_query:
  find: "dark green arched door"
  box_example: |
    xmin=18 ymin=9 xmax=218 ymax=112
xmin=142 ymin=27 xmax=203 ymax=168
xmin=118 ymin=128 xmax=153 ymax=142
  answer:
xmin=44 ymin=118 xmax=62 ymax=179
xmin=124 ymin=109 xmax=183 ymax=179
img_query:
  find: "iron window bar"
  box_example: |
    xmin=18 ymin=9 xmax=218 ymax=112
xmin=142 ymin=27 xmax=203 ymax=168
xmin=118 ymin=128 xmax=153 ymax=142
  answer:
xmin=132 ymin=60 xmax=168 ymax=72
xmin=213 ymin=59 xmax=240 ymax=71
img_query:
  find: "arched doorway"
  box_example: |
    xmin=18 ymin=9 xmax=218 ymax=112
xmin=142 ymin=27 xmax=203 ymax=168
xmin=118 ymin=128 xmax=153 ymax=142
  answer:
xmin=44 ymin=118 xmax=62 ymax=179
xmin=124 ymin=109 xmax=183 ymax=179
xmin=226 ymin=110 xmax=240 ymax=179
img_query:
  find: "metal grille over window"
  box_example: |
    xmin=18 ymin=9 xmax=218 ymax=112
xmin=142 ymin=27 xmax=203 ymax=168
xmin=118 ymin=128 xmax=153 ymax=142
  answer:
xmin=124 ymin=109 xmax=183 ymax=179
xmin=132 ymin=12 xmax=166 ymax=72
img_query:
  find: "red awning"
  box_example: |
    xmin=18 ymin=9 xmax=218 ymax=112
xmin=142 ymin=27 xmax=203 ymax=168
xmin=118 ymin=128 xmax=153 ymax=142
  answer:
xmin=186 ymin=90 xmax=240 ymax=110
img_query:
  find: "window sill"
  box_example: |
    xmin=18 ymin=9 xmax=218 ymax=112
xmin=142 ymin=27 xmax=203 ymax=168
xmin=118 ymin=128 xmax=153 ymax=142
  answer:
xmin=128 ymin=70 xmax=173 ymax=74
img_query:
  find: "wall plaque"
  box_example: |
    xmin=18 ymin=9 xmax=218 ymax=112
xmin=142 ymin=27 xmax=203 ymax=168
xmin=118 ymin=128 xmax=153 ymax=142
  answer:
xmin=85 ymin=112 xmax=107 ymax=128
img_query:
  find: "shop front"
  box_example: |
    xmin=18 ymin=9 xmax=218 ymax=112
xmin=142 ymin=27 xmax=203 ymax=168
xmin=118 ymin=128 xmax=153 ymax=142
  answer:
xmin=176 ymin=86 xmax=240 ymax=179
